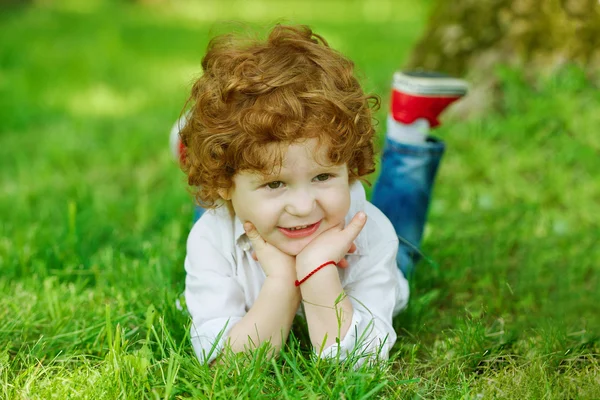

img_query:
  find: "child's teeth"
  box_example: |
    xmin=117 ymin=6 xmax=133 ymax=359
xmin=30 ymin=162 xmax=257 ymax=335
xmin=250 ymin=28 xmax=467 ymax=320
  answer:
xmin=290 ymin=225 xmax=309 ymax=230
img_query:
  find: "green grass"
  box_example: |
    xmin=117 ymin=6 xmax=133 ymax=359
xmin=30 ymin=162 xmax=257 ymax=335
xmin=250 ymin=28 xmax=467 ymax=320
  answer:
xmin=1 ymin=0 xmax=599 ymax=398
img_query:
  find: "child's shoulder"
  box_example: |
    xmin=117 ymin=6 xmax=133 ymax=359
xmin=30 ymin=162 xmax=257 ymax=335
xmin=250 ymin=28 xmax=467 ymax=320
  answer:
xmin=186 ymin=206 xmax=237 ymax=250
xmin=363 ymin=201 xmax=399 ymax=246
xmin=347 ymin=181 xmax=398 ymax=248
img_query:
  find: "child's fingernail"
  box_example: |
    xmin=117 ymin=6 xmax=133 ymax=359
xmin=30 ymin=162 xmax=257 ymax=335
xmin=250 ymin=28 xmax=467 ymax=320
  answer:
xmin=243 ymin=222 xmax=252 ymax=233
xmin=357 ymin=212 xmax=366 ymax=221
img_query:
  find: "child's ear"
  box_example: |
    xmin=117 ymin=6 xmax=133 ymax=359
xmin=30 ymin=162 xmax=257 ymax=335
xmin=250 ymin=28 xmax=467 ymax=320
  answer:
xmin=218 ymin=188 xmax=231 ymax=200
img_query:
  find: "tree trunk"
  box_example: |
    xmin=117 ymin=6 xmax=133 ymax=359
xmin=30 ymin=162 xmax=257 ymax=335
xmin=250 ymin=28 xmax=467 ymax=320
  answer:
xmin=406 ymin=0 xmax=600 ymax=115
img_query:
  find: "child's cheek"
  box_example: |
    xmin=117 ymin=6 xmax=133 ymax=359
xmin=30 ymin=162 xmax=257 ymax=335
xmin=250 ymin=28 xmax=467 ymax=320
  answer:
xmin=334 ymin=188 xmax=352 ymax=218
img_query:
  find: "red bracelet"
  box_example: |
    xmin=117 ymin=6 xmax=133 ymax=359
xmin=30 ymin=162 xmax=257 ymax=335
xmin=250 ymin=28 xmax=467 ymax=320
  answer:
xmin=294 ymin=261 xmax=336 ymax=287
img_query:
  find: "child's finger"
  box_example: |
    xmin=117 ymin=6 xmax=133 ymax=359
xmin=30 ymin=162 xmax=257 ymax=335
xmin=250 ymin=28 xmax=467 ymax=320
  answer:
xmin=342 ymin=212 xmax=367 ymax=243
xmin=348 ymin=243 xmax=357 ymax=254
xmin=243 ymin=222 xmax=266 ymax=252
xmin=337 ymin=242 xmax=357 ymax=268
xmin=251 ymin=251 xmax=258 ymax=261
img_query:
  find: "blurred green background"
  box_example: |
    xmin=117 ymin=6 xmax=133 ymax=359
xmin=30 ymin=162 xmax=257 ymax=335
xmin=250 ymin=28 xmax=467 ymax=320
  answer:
xmin=1 ymin=0 xmax=599 ymax=398
xmin=0 ymin=0 xmax=432 ymax=283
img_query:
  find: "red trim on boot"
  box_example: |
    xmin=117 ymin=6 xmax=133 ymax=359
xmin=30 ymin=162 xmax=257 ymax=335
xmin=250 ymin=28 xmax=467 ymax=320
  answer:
xmin=178 ymin=140 xmax=187 ymax=165
xmin=391 ymin=90 xmax=463 ymax=128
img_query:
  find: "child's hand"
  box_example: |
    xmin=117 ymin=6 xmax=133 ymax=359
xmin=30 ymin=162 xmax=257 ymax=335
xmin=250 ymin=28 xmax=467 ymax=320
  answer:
xmin=336 ymin=242 xmax=356 ymax=269
xmin=248 ymin=236 xmax=356 ymax=268
xmin=244 ymin=222 xmax=296 ymax=281
xmin=296 ymin=212 xmax=367 ymax=269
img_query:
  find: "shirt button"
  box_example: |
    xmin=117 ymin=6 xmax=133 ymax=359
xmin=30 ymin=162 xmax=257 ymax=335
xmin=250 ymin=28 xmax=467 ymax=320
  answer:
xmin=241 ymin=242 xmax=251 ymax=252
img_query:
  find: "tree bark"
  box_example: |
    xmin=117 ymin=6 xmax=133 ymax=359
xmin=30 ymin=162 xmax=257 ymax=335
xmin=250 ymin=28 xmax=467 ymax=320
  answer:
xmin=406 ymin=0 xmax=600 ymax=114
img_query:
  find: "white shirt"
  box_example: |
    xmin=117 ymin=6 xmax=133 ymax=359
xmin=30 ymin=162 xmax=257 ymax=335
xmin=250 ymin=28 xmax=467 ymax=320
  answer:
xmin=184 ymin=181 xmax=409 ymax=365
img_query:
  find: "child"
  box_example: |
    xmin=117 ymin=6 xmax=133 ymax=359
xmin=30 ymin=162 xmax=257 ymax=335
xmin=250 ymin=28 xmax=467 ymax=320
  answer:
xmin=171 ymin=25 xmax=467 ymax=365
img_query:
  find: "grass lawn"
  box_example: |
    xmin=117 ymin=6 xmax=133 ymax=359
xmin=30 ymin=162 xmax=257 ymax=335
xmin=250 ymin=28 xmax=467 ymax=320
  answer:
xmin=1 ymin=0 xmax=599 ymax=398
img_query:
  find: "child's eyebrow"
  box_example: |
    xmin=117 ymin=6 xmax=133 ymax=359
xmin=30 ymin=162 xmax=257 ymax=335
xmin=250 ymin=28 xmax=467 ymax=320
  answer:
xmin=250 ymin=164 xmax=343 ymax=184
xmin=250 ymin=173 xmax=278 ymax=184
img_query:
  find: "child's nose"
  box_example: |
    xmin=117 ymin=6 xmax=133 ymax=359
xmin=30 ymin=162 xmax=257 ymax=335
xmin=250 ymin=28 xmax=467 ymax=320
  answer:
xmin=285 ymin=189 xmax=316 ymax=216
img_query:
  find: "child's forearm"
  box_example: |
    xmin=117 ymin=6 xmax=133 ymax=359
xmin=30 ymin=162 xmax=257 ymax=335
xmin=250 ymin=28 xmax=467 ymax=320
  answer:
xmin=296 ymin=263 xmax=353 ymax=351
xmin=226 ymin=276 xmax=301 ymax=355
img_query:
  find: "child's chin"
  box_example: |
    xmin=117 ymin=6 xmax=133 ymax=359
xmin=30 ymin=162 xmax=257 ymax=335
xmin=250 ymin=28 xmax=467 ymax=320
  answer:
xmin=280 ymin=245 xmax=304 ymax=257
xmin=278 ymin=238 xmax=313 ymax=257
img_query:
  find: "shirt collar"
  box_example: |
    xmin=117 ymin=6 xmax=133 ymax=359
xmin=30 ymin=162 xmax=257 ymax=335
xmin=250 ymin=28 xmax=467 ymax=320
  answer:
xmin=234 ymin=180 xmax=368 ymax=255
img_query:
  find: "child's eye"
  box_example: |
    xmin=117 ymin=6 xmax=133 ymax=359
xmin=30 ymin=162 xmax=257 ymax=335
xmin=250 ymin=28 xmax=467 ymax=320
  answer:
xmin=266 ymin=181 xmax=283 ymax=189
xmin=314 ymin=173 xmax=332 ymax=182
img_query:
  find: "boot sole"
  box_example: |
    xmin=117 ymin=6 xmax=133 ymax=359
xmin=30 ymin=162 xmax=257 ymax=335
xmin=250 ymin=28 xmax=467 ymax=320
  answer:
xmin=393 ymin=71 xmax=469 ymax=96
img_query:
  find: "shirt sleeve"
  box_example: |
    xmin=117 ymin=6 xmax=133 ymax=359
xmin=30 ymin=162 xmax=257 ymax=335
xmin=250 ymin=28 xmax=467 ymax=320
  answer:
xmin=317 ymin=236 xmax=409 ymax=366
xmin=184 ymin=222 xmax=246 ymax=365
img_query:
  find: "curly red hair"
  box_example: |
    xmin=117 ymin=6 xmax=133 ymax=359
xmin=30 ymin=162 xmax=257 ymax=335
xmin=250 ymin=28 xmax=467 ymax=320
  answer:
xmin=180 ymin=24 xmax=380 ymax=208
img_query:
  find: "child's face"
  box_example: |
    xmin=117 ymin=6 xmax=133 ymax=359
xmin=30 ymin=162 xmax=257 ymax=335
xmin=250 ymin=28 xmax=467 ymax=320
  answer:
xmin=226 ymin=138 xmax=351 ymax=256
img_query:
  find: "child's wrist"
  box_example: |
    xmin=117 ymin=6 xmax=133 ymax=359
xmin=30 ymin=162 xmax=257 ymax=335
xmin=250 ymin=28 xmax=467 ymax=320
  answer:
xmin=296 ymin=254 xmax=327 ymax=272
xmin=295 ymin=260 xmax=337 ymax=287
xmin=263 ymin=276 xmax=302 ymax=301
xmin=266 ymin=270 xmax=298 ymax=285
xmin=295 ymin=258 xmax=336 ymax=282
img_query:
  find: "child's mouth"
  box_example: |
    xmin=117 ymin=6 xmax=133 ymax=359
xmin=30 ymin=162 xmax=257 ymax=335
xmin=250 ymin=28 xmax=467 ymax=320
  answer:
xmin=278 ymin=220 xmax=321 ymax=238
